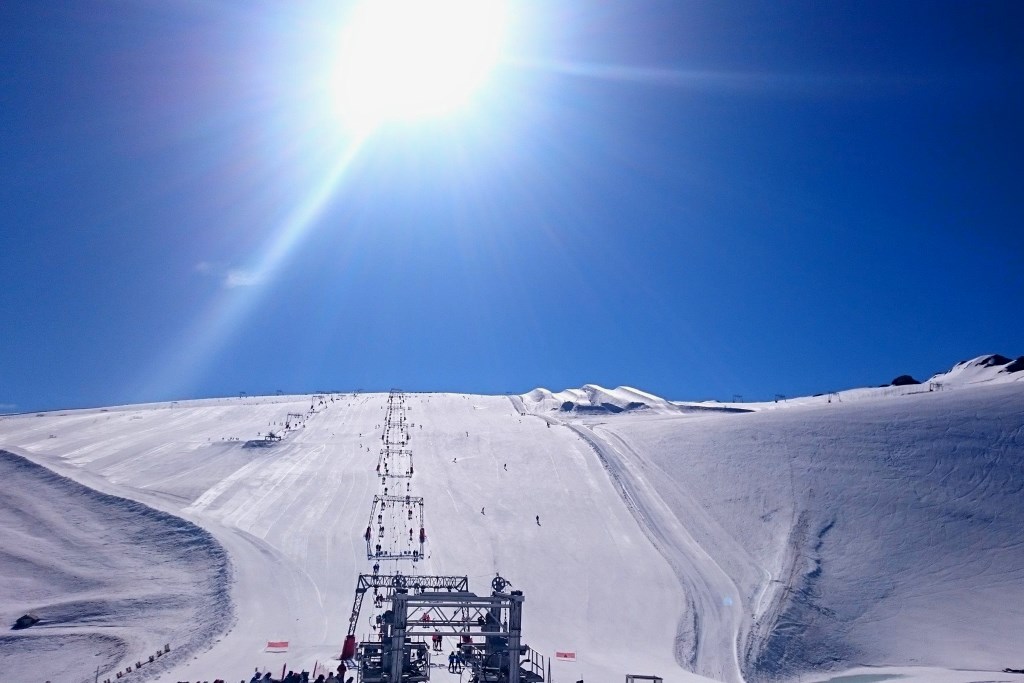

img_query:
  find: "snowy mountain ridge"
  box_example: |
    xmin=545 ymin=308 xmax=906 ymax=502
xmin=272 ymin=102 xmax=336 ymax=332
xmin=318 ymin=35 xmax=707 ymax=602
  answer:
xmin=928 ymin=352 xmax=1024 ymax=385
xmin=522 ymin=353 xmax=1023 ymax=414
xmin=522 ymin=384 xmax=682 ymax=414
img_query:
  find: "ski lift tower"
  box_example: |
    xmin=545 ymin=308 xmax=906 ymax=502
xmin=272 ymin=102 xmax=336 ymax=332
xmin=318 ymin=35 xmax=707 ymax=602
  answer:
xmin=355 ymin=574 xmax=544 ymax=683
xmin=365 ymin=495 xmax=426 ymax=561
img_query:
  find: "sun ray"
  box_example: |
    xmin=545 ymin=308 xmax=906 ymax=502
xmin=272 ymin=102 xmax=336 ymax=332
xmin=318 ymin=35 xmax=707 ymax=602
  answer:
xmin=137 ymin=133 xmax=368 ymax=400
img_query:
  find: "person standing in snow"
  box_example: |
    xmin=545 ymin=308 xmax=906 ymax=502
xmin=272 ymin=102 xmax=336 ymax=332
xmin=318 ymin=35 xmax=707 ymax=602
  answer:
xmin=536 ymin=515 xmax=540 ymax=526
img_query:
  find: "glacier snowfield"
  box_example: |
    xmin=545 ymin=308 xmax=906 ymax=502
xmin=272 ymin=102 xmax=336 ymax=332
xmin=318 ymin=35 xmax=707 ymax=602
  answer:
xmin=1 ymin=357 xmax=1021 ymax=683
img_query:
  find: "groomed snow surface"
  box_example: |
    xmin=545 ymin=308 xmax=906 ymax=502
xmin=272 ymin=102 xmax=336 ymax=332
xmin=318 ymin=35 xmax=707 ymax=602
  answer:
xmin=0 ymin=355 xmax=1021 ymax=683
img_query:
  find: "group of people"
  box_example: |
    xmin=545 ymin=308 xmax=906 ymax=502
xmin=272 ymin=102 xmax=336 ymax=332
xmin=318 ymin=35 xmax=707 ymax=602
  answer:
xmin=246 ymin=669 xmax=354 ymax=683
xmin=446 ymin=650 xmax=466 ymax=673
xmin=176 ymin=672 xmax=352 ymax=683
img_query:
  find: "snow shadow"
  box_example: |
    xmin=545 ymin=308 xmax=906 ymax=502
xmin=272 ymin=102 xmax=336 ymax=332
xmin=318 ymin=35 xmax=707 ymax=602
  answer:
xmin=0 ymin=450 xmax=232 ymax=683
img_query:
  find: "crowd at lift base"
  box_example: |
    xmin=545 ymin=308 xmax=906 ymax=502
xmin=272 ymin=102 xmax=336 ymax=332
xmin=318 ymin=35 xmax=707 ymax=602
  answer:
xmin=175 ymin=669 xmax=355 ymax=683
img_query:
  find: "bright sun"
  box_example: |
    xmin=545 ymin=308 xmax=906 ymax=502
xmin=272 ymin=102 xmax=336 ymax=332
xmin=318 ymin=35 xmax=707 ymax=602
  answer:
xmin=333 ymin=0 xmax=506 ymax=129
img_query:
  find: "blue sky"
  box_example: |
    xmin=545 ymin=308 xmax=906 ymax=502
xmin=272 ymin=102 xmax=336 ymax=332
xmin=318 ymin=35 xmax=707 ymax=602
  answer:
xmin=2 ymin=1 xmax=1022 ymax=412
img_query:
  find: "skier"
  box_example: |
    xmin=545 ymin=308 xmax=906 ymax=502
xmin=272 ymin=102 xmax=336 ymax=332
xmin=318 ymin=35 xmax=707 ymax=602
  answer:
xmin=373 ymin=562 xmax=380 ymax=575
xmin=481 ymin=507 xmax=485 ymax=515
xmin=447 ymin=651 xmax=457 ymax=673
xmin=536 ymin=515 xmax=540 ymax=526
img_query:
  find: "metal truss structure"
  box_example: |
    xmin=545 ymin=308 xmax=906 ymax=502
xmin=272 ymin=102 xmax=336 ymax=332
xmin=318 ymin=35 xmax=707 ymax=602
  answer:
xmin=356 ymin=579 xmax=544 ymax=683
xmin=378 ymin=448 xmax=414 ymax=479
xmin=365 ymin=494 xmax=425 ymax=561
xmin=346 ymin=572 xmax=470 ymax=637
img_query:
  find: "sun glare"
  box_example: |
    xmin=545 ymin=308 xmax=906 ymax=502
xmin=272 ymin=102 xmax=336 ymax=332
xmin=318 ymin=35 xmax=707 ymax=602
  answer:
xmin=332 ymin=0 xmax=506 ymax=129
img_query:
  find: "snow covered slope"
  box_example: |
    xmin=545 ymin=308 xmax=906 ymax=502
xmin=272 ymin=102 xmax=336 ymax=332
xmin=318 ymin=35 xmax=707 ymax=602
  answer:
xmin=0 ymin=394 xmax=695 ymax=683
xmin=925 ymin=353 xmax=1024 ymax=386
xmin=571 ymin=382 xmax=1024 ymax=681
xmin=0 ymin=373 xmax=1022 ymax=683
xmin=522 ymin=385 xmax=747 ymax=415
xmin=0 ymin=450 xmax=229 ymax=683
xmin=667 ymin=353 xmax=1024 ymax=413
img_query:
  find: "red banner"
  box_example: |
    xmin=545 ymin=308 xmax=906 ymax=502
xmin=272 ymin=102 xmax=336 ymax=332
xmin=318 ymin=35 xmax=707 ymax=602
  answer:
xmin=555 ymin=651 xmax=576 ymax=661
xmin=266 ymin=641 xmax=289 ymax=652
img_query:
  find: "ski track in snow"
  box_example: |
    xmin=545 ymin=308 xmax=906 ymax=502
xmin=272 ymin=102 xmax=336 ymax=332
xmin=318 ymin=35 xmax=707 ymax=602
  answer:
xmin=564 ymin=421 xmax=748 ymax=683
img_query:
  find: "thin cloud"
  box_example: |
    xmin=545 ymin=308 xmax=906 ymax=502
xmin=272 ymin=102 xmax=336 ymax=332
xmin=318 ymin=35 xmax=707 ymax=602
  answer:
xmin=225 ymin=269 xmax=264 ymax=288
xmin=193 ymin=261 xmax=264 ymax=288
